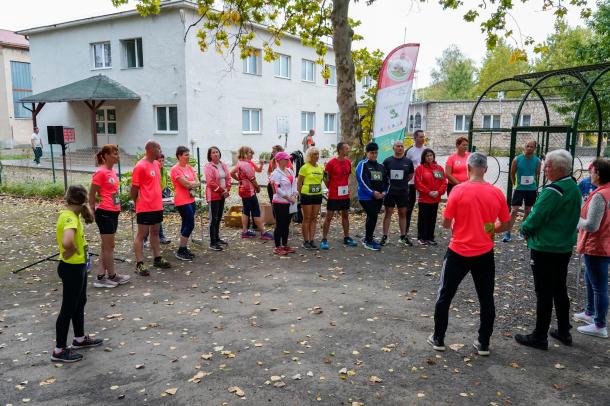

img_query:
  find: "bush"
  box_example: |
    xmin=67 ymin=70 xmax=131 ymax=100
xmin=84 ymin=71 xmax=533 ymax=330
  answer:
xmin=0 ymin=181 xmax=65 ymax=199
xmin=259 ymin=152 xmax=272 ymax=162
xmin=320 ymin=148 xmax=330 ymax=158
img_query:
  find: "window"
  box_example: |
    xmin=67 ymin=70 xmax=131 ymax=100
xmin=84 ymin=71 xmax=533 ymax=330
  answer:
xmin=10 ymin=61 xmax=32 ymax=118
xmin=482 ymin=114 xmax=501 ymax=129
xmin=409 ymin=114 xmax=414 ymax=131
xmin=414 ymin=112 xmax=422 ymax=129
xmin=301 ymin=59 xmax=315 ymax=82
xmin=91 ymin=42 xmax=111 ymax=69
xmin=454 ymin=115 xmax=471 ymax=132
xmin=121 ymin=38 xmax=143 ymax=68
xmin=155 ymin=106 xmax=178 ymax=133
xmin=362 ymin=76 xmax=372 ymax=88
xmin=324 ymin=113 xmax=336 ymax=133
xmin=243 ymin=50 xmax=261 ymax=75
xmin=513 ymin=114 xmax=531 ymax=126
xmin=301 ymin=111 xmax=315 ymax=133
xmin=274 ymin=54 xmax=290 ymax=79
xmin=96 ymin=108 xmax=117 ymax=135
xmin=242 ymin=108 xmax=261 ymax=133
xmin=325 ymin=64 xmax=336 ymax=86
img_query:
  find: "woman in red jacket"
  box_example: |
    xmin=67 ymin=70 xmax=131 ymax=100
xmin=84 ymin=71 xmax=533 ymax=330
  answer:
xmin=415 ymin=148 xmax=447 ymax=245
xmin=204 ymin=146 xmax=231 ymax=251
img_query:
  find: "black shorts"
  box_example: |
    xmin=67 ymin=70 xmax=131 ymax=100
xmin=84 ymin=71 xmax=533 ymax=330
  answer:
xmin=327 ymin=198 xmax=350 ymax=212
xmin=95 ymin=209 xmax=120 ymax=234
xmin=300 ymin=194 xmax=323 ymax=206
xmin=242 ymin=195 xmax=261 ymax=217
xmin=384 ymin=193 xmax=409 ymax=208
xmin=511 ymin=190 xmax=537 ymax=207
xmin=136 ymin=210 xmax=163 ymax=225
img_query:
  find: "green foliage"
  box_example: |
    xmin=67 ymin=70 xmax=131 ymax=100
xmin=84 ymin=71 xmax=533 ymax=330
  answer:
xmin=0 ymin=181 xmax=65 ymax=199
xmin=419 ymin=46 xmax=477 ymax=100
xmin=258 ymin=151 xmax=272 ymax=162
xmin=475 ymin=40 xmax=530 ymax=97
xmin=352 ymin=47 xmax=384 ymax=150
xmin=320 ymin=148 xmax=330 ymax=158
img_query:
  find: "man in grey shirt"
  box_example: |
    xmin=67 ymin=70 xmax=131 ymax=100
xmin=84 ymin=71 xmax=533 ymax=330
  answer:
xmin=405 ymin=130 xmax=426 ymax=240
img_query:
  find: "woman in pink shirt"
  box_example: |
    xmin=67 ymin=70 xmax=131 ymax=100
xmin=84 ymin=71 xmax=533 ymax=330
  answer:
xmin=445 ymin=136 xmax=470 ymax=196
xmin=88 ymin=144 xmax=130 ymax=288
xmin=170 ymin=146 xmax=200 ymax=261
xmin=204 ymin=146 xmax=231 ymax=251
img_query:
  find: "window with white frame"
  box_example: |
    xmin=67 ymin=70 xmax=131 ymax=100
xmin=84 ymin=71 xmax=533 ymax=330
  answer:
xmin=325 ymin=64 xmax=336 ymax=85
xmin=414 ymin=112 xmax=422 ymax=129
xmin=243 ymin=50 xmax=261 ymax=75
xmin=121 ymin=38 xmax=143 ymax=68
xmin=96 ymin=108 xmax=117 ymax=135
xmin=155 ymin=105 xmax=178 ymax=133
xmin=482 ymin=114 xmax=501 ymax=129
xmin=324 ymin=113 xmax=336 ymax=133
xmin=362 ymin=76 xmax=372 ymax=88
xmin=512 ymin=114 xmax=531 ymax=126
xmin=242 ymin=108 xmax=261 ymax=133
xmin=91 ymin=42 xmax=111 ymax=69
xmin=301 ymin=111 xmax=315 ymax=132
xmin=274 ymin=54 xmax=290 ymax=79
xmin=454 ymin=115 xmax=471 ymax=132
xmin=301 ymin=59 xmax=315 ymax=82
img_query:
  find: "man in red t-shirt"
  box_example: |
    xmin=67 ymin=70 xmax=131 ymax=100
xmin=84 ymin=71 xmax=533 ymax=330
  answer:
xmin=131 ymin=140 xmax=171 ymax=276
xmin=320 ymin=142 xmax=357 ymax=249
xmin=428 ymin=152 xmax=510 ymax=356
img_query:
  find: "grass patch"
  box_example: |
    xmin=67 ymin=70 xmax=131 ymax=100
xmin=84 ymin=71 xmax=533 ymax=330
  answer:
xmin=0 ymin=181 xmax=65 ymax=199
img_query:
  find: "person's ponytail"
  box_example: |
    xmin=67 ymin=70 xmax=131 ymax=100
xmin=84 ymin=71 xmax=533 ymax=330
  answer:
xmin=65 ymin=185 xmax=94 ymax=224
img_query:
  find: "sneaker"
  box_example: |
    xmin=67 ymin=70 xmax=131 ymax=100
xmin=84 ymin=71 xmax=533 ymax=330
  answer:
xmin=343 ymin=237 xmax=357 ymax=247
xmin=109 ymin=273 xmax=131 ymax=285
xmin=175 ymin=249 xmax=193 ymax=261
xmin=417 ymin=239 xmax=427 ymax=246
xmin=135 ymin=262 xmax=150 ymax=277
xmin=184 ymin=248 xmax=196 ymax=259
xmin=427 ymin=240 xmax=438 ymax=246
xmin=302 ymin=241 xmax=311 ymax=250
xmin=514 ymin=333 xmax=548 ymax=350
xmin=518 ymin=232 xmax=525 ymax=240
xmin=159 ymin=237 xmax=172 ymax=245
xmin=209 ymin=244 xmax=223 ymax=251
xmin=502 ymin=232 xmax=511 ymax=243
xmin=380 ymin=235 xmax=388 ymax=246
xmin=273 ymin=247 xmax=287 ymax=256
xmin=549 ymin=328 xmax=573 ymax=345
xmin=577 ymin=324 xmax=608 ymax=338
xmin=363 ymin=241 xmax=381 ymax=251
xmin=573 ymin=311 xmax=594 ymax=324
xmin=309 ymin=241 xmax=318 ymax=250
xmin=153 ymin=257 xmax=171 ymax=269
xmin=217 ymin=239 xmax=229 ymax=245
xmin=260 ymin=231 xmax=274 ymax=241
xmin=282 ymin=246 xmax=296 ymax=253
xmin=427 ymin=334 xmax=445 ymax=351
xmin=401 ymin=236 xmax=413 ymax=246
xmin=320 ymin=239 xmax=330 ymax=250
xmin=93 ymin=276 xmax=118 ymax=289
xmin=51 ymin=348 xmax=83 ymax=363
xmin=72 ymin=335 xmax=103 ymax=349
xmin=473 ymin=340 xmax=490 ymax=356
xmin=241 ymin=230 xmax=257 ymax=238
xmin=398 ymin=236 xmax=411 ymax=247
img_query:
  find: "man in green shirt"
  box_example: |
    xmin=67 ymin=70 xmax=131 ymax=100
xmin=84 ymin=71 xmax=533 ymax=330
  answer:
xmin=515 ymin=149 xmax=581 ymax=350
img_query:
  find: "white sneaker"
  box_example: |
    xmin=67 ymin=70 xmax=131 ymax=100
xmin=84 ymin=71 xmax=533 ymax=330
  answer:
xmin=577 ymin=324 xmax=608 ymax=338
xmin=93 ymin=277 xmax=118 ymax=288
xmin=573 ymin=311 xmax=594 ymax=324
xmin=109 ymin=273 xmax=131 ymax=285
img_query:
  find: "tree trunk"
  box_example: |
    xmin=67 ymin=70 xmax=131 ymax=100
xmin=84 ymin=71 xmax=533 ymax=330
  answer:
xmin=331 ymin=0 xmax=364 ymax=206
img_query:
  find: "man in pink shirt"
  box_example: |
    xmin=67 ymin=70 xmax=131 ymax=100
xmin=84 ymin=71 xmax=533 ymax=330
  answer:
xmin=428 ymin=152 xmax=510 ymax=356
xmin=131 ymin=140 xmax=171 ymax=276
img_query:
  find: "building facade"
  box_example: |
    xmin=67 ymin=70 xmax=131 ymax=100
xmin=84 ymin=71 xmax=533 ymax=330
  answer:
xmin=0 ymin=30 xmax=32 ymax=148
xmin=19 ymin=0 xmax=351 ymax=158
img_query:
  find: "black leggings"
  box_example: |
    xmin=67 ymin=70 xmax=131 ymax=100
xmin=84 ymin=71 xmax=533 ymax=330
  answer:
xmin=56 ymin=261 xmax=87 ymax=348
xmin=208 ymin=199 xmax=225 ymax=245
xmin=359 ymin=199 xmax=383 ymax=243
xmin=273 ymin=203 xmax=292 ymax=247
xmin=417 ymin=202 xmax=439 ymax=241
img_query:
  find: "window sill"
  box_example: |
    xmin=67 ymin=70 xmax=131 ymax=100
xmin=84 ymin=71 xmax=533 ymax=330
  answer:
xmin=453 ymin=130 xmax=468 ymax=133
xmin=154 ymin=131 xmax=179 ymax=135
xmin=242 ymin=131 xmax=262 ymax=135
xmin=14 ymin=117 xmax=32 ymax=120
xmin=301 ymin=80 xmax=315 ymax=84
xmin=243 ymin=72 xmax=261 ymax=76
xmin=274 ymin=75 xmax=291 ymax=80
xmin=92 ymin=67 xmax=112 ymax=71
xmin=323 ymin=131 xmax=336 ymax=134
xmin=121 ymin=67 xmax=144 ymax=70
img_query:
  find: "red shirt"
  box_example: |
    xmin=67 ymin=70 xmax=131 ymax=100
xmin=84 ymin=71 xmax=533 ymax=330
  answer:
xmin=443 ymin=181 xmax=510 ymax=257
xmin=325 ymin=157 xmax=352 ymax=200
xmin=235 ymin=160 xmax=256 ymax=198
xmin=92 ymin=166 xmax=120 ymax=211
xmin=132 ymin=159 xmax=163 ymax=213
xmin=170 ymin=164 xmax=196 ymax=206
xmin=446 ymin=152 xmax=470 ymax=184
xmin=414 ymin=163 xmax=447 ymax=204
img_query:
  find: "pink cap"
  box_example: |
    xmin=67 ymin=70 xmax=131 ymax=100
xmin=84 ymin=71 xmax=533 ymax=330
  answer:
xmin=275 ymin=151 xmax=291 ymax=161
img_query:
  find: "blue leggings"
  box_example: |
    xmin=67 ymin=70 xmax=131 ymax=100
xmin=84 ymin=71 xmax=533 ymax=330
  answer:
xmin=176 ymin=202 xmax=196 ymax=238
xmin=584 ymin=254 xmax=610 ymax=328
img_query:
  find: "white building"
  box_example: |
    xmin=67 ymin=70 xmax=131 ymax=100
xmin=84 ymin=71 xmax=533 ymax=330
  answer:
xmin=0 ymin=29 xmax=32 ymax=148
xmin=18 ymin=0 xmax=346 ymax=158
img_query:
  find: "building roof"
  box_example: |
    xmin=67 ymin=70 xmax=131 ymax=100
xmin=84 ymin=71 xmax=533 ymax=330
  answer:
xmin=19 ymin=75 xmax=140 ymax=103
xmin=0 ymin=29 xmax=28 ymax=49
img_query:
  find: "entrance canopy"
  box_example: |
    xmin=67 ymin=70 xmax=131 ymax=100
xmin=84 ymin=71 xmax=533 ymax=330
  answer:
xmin=19 ymin=74 xmax=140 ymax=146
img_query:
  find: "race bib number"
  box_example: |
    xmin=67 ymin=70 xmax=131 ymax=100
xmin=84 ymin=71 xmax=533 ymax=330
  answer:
xmin=112 ymin=193 xmax=120 ymax=206
xmin=484 ymin=222 xmax=495 ymax=240
xmin=370 ymin=171 xmax=382 ymax=181
xmin=337 ymin=185 xmax=349 ymax=196
xmin=390 ymin=170 xmax=404 ymax=180
xmin=189 ymin=188 xmax=197 ymax=198
xmin=520 ymin=175 xmax=534 ymax=185
xmin=433 ymin=170 xmax=443 ymax=179
xmin=309 ymin=184 xmax=322 ymax=193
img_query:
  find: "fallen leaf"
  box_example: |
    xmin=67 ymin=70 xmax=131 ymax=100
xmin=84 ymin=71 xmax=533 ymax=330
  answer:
xmin=228 ymin=386 xmax=245 ymax=397
xmin=164 ymin=388 xmax=177 ymax=395
xmin=39 ymin=377 xmax=56 ymax=386
xmin=448 ymin=343 xmax=464 ymax=351
xmin=369 ymin=375 xmax=382 ymax=384
xmin=554 ymin=363 xmax=565 ymax=369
